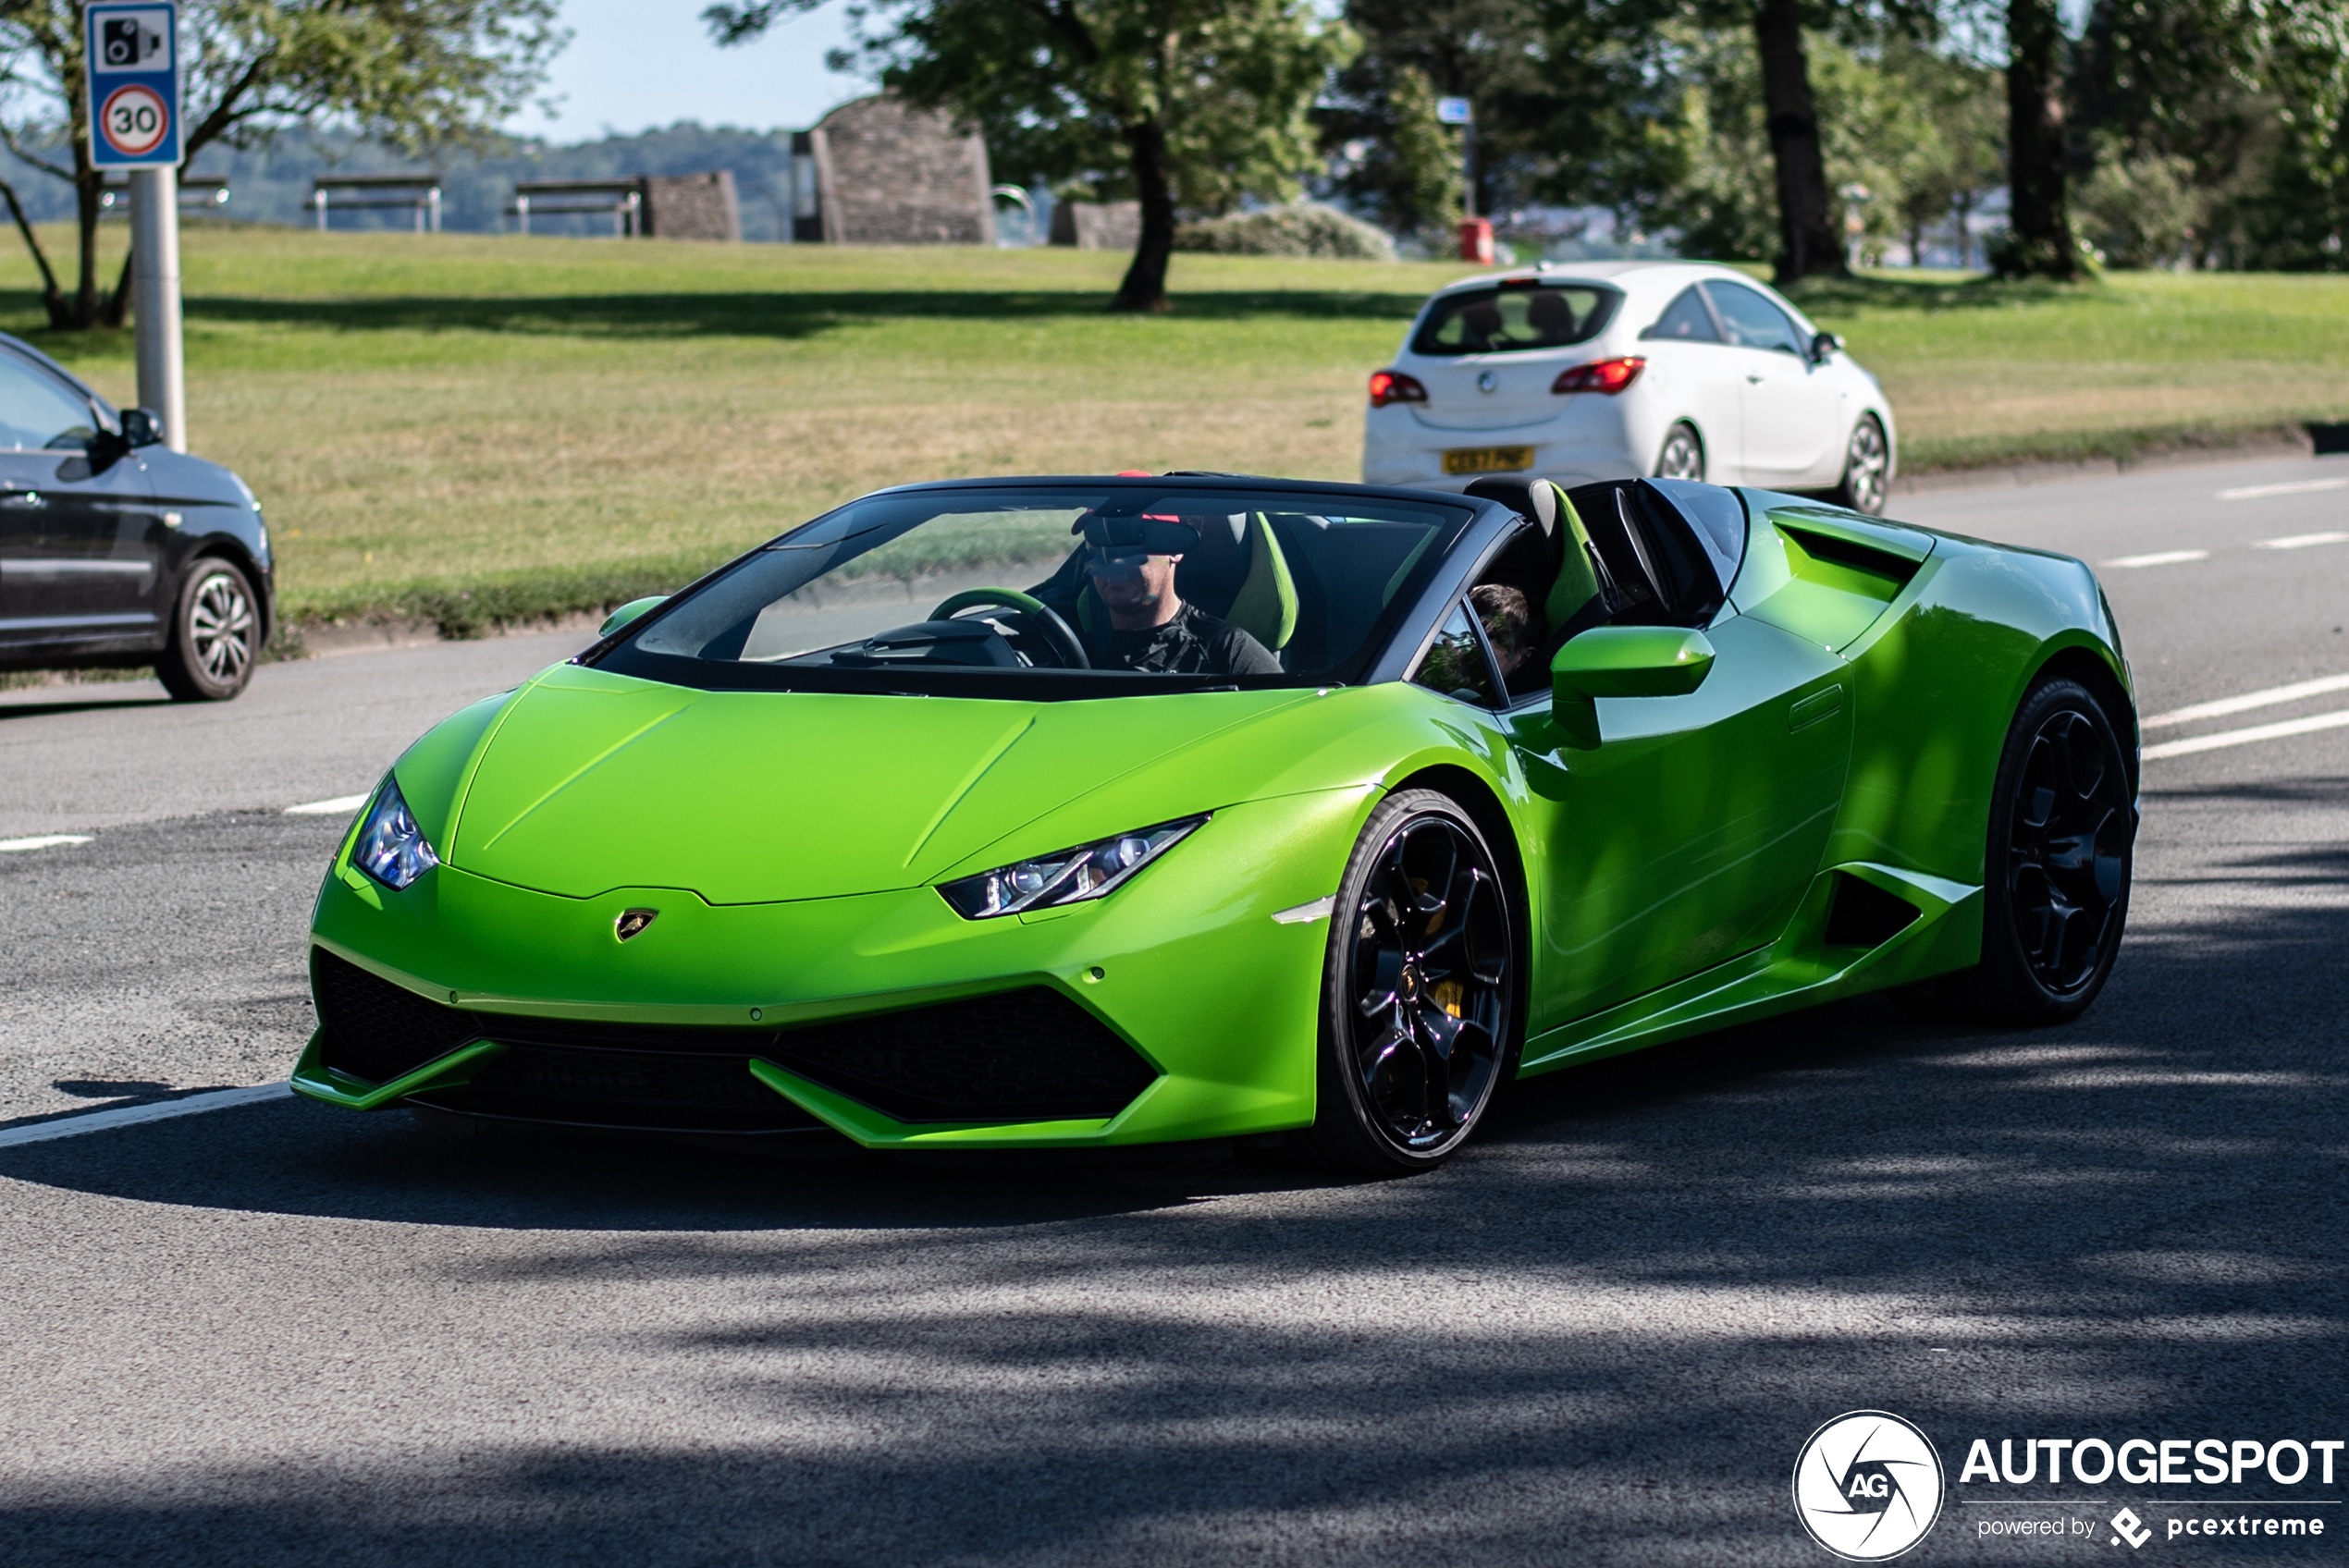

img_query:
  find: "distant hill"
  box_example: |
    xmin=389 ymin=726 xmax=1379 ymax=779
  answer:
xmin=0 ymin=124 xmax=806 ymax=240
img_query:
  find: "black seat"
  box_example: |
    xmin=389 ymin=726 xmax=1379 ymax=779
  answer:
xmin=1563 ymin=479 xmax=1727 ymax=627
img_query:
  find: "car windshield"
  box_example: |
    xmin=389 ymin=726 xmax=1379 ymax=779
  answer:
xmin=1410 ymin=283 xmax=1620 ymax=357
xmin=593 ymin=484 xmax=1473 ymax=698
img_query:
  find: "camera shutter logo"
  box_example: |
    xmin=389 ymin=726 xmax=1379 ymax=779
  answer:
xmin=1792 ymin=1410 xmax=1946 ymax=1561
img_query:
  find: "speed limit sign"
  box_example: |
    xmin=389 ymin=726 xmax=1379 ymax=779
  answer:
xmin=85 ymin=3 xmax=179 ymax=169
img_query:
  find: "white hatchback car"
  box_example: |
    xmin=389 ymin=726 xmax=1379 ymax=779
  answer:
xmin=1361 ymin=261 xmax=1897 ymax=513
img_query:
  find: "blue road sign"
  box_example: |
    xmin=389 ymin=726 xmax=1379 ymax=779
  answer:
xmin=1435 ymin=97 xmax=1474 ymax=127
xmin=86 ymin=2 xmax=179 ymax=170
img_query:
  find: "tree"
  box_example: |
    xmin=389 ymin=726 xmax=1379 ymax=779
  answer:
xmin=1750 ymin=0 xmax=1845 ymax=280
xmin=1998 ymin=0 xmax=2076 ymax=276
xmin=708 ymin=0 xmax=1352 ymax=312
xmin=0 ymin=0 xmax=563 ymax=330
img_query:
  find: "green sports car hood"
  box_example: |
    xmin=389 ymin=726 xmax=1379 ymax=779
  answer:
xmin=427 ymin=664 xmax=1324 ymax=904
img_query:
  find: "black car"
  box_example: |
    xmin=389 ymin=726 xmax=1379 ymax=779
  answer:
xmin=0 ymin=331 xmax=272 ymax=700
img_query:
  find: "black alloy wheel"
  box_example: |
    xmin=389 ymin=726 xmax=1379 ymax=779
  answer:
xmin=157 ymin=558 xmax=260 ymax=701
xmin=1655 ymin=422 xmax=1704 ymax=483
xmin=1971 ymin=678 xmax=2134 ymax=1023
xmin=1301 ymin=790 xmax=1519 ymax=1174
xmin=1836 ymin=414 xmax=1891 ymax=515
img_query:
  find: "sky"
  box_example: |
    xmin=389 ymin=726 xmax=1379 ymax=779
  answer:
xmin=512 ymin=0 xmax=871 ymax=141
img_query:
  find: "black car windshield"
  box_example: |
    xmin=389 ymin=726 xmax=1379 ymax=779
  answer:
xmin=1410 ymin=282 xmax=1620 ymax=357
xmin=593 ymin=484 xmax=1472 ymax=698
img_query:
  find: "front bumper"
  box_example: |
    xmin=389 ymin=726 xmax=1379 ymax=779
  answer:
xmin=297 ymin=790 xmax=1370 ymax=1148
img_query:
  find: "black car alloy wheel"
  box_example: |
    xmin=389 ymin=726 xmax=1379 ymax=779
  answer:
xmin=159 ymin=559 xmax=260 ymax=701
xmin=1974 ymin=678 xmax=2134 ymax=1023
xmin=1306 ymin=790 xmax=1517 ymax=1173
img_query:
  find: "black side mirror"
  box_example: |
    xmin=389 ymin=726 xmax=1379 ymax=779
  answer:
xmin=1809 ymin=330 xmax=1843 ymax=364
xmin=121 ymin=408 xmax=163 ymax=448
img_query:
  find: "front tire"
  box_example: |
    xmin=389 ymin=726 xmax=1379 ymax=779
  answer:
xmin=1297 ymin=790 xmax=1519 ymax=1176
xmin=1834 ymin=414 xmax=1891 ymax=515
xmin=157 ymin=558 xmax=260 ymax=701
xmin=1964 ymin=678 xmax=2134 ymax=1023
xmin=1654 ymin=422 xmax=1704 ymax=482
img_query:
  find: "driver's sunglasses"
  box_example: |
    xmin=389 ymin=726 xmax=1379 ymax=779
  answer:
xmin=1083 ymin=546 xmax=1168 ymax=573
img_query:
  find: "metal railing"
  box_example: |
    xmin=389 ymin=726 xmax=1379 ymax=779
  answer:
xmin=310 ymin=175 xmax=443 ymax=233
xmin=100 ymin=177 xmax=228 ymax=217
xmin=508 ymin=179 xmax=645 ymax=238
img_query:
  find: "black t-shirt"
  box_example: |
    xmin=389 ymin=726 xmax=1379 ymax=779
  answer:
xmin=1106 ymin=602 xmax=1282 ymax=676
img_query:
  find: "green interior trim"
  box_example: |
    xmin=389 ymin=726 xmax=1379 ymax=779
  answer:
xmin=1543 ymin=484 xmax=1605 ymax=627
xmin=1382 ymin=531 xmax=1437 ymax=606
xmin=1224 ymin=512 xmax=1298 ymax=651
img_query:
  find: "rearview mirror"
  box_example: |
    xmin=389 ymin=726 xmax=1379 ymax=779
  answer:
xmin=598 ymin=595 xmax=667 ymax=638
xmin=1549 ymin=627 xmax=1716 ymax=748
xmin=121 ymin=408 xmax=163 ymax=448
xmin=1809 ymin=330 xmax=1843 ymax=364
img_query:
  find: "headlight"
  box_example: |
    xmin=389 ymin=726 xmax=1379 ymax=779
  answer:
xmin=353 ymin=778 xmax=440 ymax=890
xmin=939 ymin=815 xmax=1206 ymax=919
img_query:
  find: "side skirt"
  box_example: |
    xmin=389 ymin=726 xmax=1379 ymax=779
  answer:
xmin=1517 ymin=861 xmax=1981 ymax=1075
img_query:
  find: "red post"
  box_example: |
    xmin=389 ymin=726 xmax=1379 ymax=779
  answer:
xmin=1458 ymin=218 xmax=1494 ymax=264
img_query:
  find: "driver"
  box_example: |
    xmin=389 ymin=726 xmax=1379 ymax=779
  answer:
xmin=1045 ymin=511 xmax=1281 ymax=676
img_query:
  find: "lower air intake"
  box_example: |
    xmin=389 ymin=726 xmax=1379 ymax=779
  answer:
xmin=310 ymin=948 xmax=1158 ymax=1129
xmin=766 ymin=987 xmax=1160 ymax=1124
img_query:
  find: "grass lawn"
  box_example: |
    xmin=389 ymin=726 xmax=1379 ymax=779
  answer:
xmin=2 ymin=227 xmax=2343 ymax=635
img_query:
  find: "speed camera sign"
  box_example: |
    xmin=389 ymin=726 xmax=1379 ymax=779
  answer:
xmin=85 ymin=3 xmax=179 ymax=168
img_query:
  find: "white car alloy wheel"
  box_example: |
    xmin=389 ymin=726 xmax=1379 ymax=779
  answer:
xmin=1838 ymin=415 xmax=1890 ymax=515
xmin=1655 ymin=422 xmax=1704 ymax=482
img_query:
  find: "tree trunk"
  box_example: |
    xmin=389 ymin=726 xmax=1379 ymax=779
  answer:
xmin=2003 ymin=0 xmax=2076 ymax=279
xmin=1111 ymin=118 xmax=1175 ymax=313
xmin=70 ymin=164 xmax=105 ymax=329
xmin=1753 ymin=0 xmax=1844 ymax=285
xmin=1954 ymin=191 xmax=1974 ymax=270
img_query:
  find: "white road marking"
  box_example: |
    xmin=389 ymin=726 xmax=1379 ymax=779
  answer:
xmin=2146 ymin=673 xmax=2349 ymax=729
xmin=2102 ymin=550 xmax=2208 ymax=569
xmin=0 ymin=1082 xmax=292 ymax=1149
xmin=2143 ymin=707 xmax=2349 ymax=761
xmin=285 ymin=792 xmax=371 ymax=816
xmin=0 ymin=833 xmax=92 ymax=853
xmin=2257 ymin=531 xmax=2349 ymax=550
xmin=2219 ymin=478 xmax=2349 ymax=500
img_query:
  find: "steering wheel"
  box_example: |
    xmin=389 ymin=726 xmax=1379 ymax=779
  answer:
xmin=929 ymin=587 xmax=1089 ymax=670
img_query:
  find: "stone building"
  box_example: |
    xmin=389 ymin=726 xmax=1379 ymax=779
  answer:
xmin=792 ymin=92 xmax=995 ymax=246
xmin=644 ymin=172 xmax=741 ymax=241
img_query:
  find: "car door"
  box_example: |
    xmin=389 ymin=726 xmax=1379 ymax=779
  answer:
xmin=1703 ymin=280 xmax=1839 ymax=484
xmin=1504 ymin=607 xmax=1852 ymax=1031
xmin=0 ymin=352 xmax=164 ymax=654
xmin=1634 ymin=283 xmax=1743 ymax=481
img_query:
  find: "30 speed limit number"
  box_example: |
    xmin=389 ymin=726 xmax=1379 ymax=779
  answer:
xmin=99 ymin=83 xmax=169 ymax=158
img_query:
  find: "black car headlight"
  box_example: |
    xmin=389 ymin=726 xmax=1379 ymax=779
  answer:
xmin=939 ymin=815 xmax=1206 ymax=919
xmin=352 ymin=778 xmax=440 ymax=891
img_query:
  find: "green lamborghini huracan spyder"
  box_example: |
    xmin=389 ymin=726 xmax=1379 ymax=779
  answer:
xmin=296 ymin=473 xmax=2135 ymax=1173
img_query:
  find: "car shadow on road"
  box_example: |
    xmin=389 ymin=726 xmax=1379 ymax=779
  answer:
xmin=0 ymin=873 xmax=2342 ymax=1565
xmin=0 ymin=694 xmax=175 ymax=722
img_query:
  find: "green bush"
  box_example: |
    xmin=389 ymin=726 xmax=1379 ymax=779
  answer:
xmin=1173 ymin=203 xmax=1396 ymax=260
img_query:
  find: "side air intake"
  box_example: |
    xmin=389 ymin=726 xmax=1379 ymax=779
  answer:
xmin=1824 ymin=873 xmax=1922 ymax=949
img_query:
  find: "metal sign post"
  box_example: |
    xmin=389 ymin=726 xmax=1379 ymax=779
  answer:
xmin=85 ymin=1 xmax=185 ymax=452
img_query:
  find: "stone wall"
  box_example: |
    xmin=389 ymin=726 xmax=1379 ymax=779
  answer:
xmin=644 ymin=172 xmax=741 ymax=241
xmin=810 ymin=93 xmax=995 ymax=246
xmin=1049 ymin=201 xmax=1141 ymax=251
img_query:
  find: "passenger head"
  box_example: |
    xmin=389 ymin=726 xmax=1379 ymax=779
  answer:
xmin=1525 ymin=290 xmax=1575 ymax=342
xmin=1470 ymin=583 xmax=1538 ymax=676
